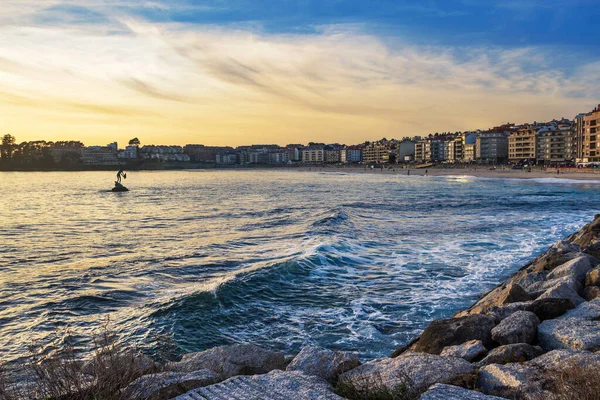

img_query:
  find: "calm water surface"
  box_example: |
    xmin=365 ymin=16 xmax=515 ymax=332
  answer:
xmin=0 ymin=170 xmax=598 ymax=362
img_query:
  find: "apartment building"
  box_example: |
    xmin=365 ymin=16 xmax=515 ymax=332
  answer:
xmin=508 ymin=127 xmax=537 ymax=163
xmin=583 ymin=105 xmax=600 ymax=162
xmin=476 ymin=130 xmax=509 ymax=164
xmin=302 ymin=145 xmax=325 ymax=163
xmin=536 ymin=126 xmax=573 ymax=165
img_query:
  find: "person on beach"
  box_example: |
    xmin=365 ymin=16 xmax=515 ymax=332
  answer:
xmin=408 ymin=169 xmax=410 ymax=176
xmin=116 ymin=169 xmax=126 ymax=183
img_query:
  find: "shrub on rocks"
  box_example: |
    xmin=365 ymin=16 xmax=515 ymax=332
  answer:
xmin=167 ymin=344 xmax=286 ymax=379
xmin=409 ymin=314 xmax=495 ymax=354
xmin=286 ymin=346 xmax=360 ymax=382
xmin=491 ymin=311 xmax=540 ymax=345
xmin=477 ymin=344 xmax=544 ymax=366
xmin=583 ymin=285 xmax=600 ymax=301
xmin=585 ymin=268 xmax=600 ymax=286
xmin=440 ymin=340 xmax=487 ymax=362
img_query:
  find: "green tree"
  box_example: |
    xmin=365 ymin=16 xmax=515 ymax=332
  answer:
xmin=1 ymin=134 xmax=16 ymax=161
xmin=128 ymin=137 xmax=141 ymax=146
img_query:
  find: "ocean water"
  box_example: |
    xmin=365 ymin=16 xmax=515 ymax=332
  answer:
xmin=0 ymin=170 xmax=598 ymax=363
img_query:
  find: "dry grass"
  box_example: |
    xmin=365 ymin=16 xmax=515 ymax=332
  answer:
xmin=553 ymin=360 xmax=600 ymax=400
xmin=0 ymin=321 xmax=173 ymax=400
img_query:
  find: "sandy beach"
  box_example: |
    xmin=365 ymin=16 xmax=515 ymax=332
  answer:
xmin=285 ymin=165 xmax=600 ymax=181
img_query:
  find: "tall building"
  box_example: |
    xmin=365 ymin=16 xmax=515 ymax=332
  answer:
xmin=573 ymin=114 xmax=587 ymax=163
xmin=508 ymin=127 xmax=537 ymax=163
xmin=476 ymin=129 xmax=509 ymax=164
xmin=415 ymin=141 xmax=426 ymax=162
xmin=536 ymin=125 xmax=573 ymax=165
xmin=583 ymin=105 xmax=600 ymax=162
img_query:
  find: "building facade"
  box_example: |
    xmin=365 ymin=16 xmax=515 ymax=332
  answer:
xmin=302 ymin=145 xmax=325 ymax=163
xmin=583 ymin=105 xmax=600 ymax=162
xmin=508 ymin=127 xmax=537 ymax=163
xmin=476 ymin=130 xmax=509 ymax=164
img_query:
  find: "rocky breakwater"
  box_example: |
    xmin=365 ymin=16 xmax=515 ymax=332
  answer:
xmin=126 ymin=215 xmax=600 ymax=400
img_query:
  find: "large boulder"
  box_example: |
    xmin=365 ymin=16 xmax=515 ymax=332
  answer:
xmin=535 ymin=280 xmax=585 ymax=306
xmin=491 ymin=311 xmax=540 ymax=345
xmin=585 ymin=268 xmax=600 ymax=286
xmin=167 ymin=344 xmax=286 ymax=379
xmin=524 ymin=298 xmax=574 ymax=321
xmin=419 ymin=383 xmax=508 ymax=399
xmin=546 ymin=256 xmax=595 ymax=282
xmin=122 ymin=370 xmax=220 ymax=399
xmin=477 ymin=344 xmax=544 ymax=366
xmin=583 ymin=285 xmax=600 ymax=301
xmin=526 ymin=275 xmax=582 ymax=297
xmin=537 ymin=299 xmax=600 ymax=351
xmin=409 ymin=314 xmax=495 ymax=354
xmin=456 ymin=283 xmax=532 ymax=317
xmin=285 ymin=346 xmax=360 ymax=382
xmin=174 ymin=370 xmax=343 ymax=400
xmin=440 ymin=340 xmax=487 ymax=362
xmin=339 ymin=352 xmax=474 ymax=394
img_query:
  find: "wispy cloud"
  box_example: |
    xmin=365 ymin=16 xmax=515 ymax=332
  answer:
xmin=0 ymin=1 xmax=598 ymax=146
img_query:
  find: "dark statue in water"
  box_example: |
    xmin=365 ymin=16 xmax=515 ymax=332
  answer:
xmin=112 ymin=169 xmax=128 ymax=192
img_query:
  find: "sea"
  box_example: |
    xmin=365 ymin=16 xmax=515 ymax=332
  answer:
xmin=0 ymin=170 xmax=598 ymax=363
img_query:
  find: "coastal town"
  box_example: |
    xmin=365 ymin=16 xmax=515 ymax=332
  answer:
xmin=1 ymin=105 xmax=599 ymax=169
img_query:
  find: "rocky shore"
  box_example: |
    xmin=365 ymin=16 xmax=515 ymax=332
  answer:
xmin=115 ymin=216 xmax=600 ymax=399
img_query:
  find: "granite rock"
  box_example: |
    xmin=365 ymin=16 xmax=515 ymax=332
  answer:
xmin=122 ymin=370 xmax=220 ymax=399
xmin=174 ymin=370 xmax=343 ymax=400
xmin=537 ymin=300 xmax=600 ymax=351
xmin=491 ymin=311 xmax=540 ymax=345
xmin=524 ymin=298 xmax=574 ymax=321
xmin=477 ymin=344 xmax=544 ymax=366
xmin=167 ymin=344 xmax=286 ymax=379
xmin=286 ymin=346 xmax=360 ymax=382
xmin=419 ymin=383 xmax=508 ymax=400
xmin=409 ymin=314 xmax=495 ymax=354
xmin=546 ymin=255 xmax=595 ymax=282
xmin=440 ymin=340 xmax=487 ymax=361
xmin=340 ymin=352 xmax=474 ymax=393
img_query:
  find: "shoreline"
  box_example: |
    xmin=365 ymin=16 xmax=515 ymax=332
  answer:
xmin=4 ymin=164 xmax=600 ymax=181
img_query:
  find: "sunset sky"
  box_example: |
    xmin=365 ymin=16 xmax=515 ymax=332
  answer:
xmin=1 ymin=1 xmax=599 ymax=147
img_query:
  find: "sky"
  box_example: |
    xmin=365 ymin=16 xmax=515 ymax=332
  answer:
xmin=0 ymin=1 xmax=599 ymax=147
